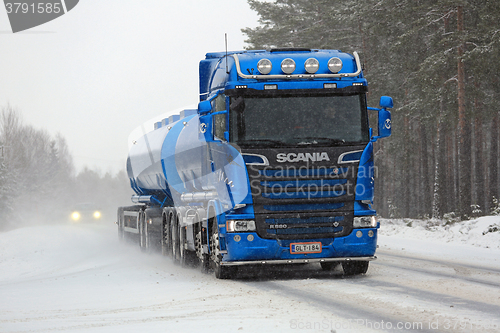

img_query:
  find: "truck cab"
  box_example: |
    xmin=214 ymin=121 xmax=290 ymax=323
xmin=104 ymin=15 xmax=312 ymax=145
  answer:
xmin=196 ymin=48 xmax=392 ymax=276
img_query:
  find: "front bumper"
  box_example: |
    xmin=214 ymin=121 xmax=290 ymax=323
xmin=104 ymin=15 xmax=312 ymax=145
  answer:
xmin=220 ymin=227 xmax=378 ymax=266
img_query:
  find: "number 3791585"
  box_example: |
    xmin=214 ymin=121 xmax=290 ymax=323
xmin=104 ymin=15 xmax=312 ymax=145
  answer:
xmin=5 ymin=2 xmax=62 ymax=14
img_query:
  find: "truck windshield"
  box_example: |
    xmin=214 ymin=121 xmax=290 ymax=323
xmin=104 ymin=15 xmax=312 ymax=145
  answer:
xmin=230 ymin=94 xmax=369 ymax=146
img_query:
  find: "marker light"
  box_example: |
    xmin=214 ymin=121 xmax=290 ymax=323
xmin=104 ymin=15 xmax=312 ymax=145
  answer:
xmin=324 ymin=83 xmax=337 ymax=89
xmin=93 ymin=211 xmax=101 ymax=219
xmin=328 ymin=57 xmax=343 ymax=73
xmin=304 ymin=58 xmax=320 ymax=74
xmin=257 ymin=59 xmax=272 ymax=74
xmin=281 ymin=58 xmax=296 ymax=74
xmin=71 ymin=212 xmax=80 ymax=221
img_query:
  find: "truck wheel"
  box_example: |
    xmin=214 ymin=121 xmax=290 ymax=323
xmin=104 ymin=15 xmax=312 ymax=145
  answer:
xmin=171 ymin=214 xmax=180 ymax=264
xmin=139 ymin=211 xmax=148 ymax=252
xmin=143 ymin=218 xmax=152 ymax=253
xmin=161 ymin=213 xmax=172 ymax=257
xmin=178 ymin=223 xmax=189 ymax=267
xmin=210 ymin=218 xmax=237 ymax=279
xmin=196 ymin=229 xmax=209 ymax=274
xmin=117 ymin=209 xmax=125 ymax=241
xmin=342 ymin=261 xmax=369 ymax=276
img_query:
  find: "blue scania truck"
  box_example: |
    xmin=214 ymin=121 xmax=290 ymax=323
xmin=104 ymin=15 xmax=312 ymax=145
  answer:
xmin=117 ymin=48 xmax=393 ymax=279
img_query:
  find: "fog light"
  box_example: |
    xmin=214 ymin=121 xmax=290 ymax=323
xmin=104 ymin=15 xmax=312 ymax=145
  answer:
xmin=71 ymin=212 xmax=80 ymax=221
xmin=356 ymin=231 xmax=363 ymax=238
xmin=247 ymin=234 xmax=254 ymax=242
xmin=93 ymin=211 xmax=101 ymax=219
xmin=234 ymin=235 xmax=241 ymax=242
xmin=368 ymin=230 xmax=374 ymax=237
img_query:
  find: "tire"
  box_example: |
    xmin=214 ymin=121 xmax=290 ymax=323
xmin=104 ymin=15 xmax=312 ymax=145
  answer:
xmin=320 ymin=262 xmax=340 ymax=271
xmin=178 ymin=222 xmax=188 ymax=267
xmin=171 ymin=213 xmax=181 ymax=264
xmin=117 ymin=208 xmax=125 ymax=241
xmin=139 ymin=210 xmax=148 ymax=252
xmin=196 ymin=228 xmax=210 ymax=274
xmin=209 ymin=216 xmax=237 ymax=279
xmin=342 ymin=261 xmax=369 ymax=276
xmin=161 ymin=212 xmax=172 ymax=257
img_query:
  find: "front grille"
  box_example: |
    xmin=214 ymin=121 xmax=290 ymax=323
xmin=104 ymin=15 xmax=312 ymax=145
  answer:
xmin=244 ymin=147 xmax=360 ymax=240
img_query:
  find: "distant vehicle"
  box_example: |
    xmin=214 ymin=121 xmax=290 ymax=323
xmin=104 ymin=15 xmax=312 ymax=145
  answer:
xmin=70 ymin=203 xmax=102 ymax=222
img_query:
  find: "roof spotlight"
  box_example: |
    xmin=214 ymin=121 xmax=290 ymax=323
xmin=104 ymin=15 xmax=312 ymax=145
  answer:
xmin=328 ymin=57 xmax=343 ymax=73
xmin=257 ymin=58 xmax=272 ymax=75
xmin=281 ymin=58 xmax=296 ymax=74
xmin=304 ymin=58 xmax=320 ymax=74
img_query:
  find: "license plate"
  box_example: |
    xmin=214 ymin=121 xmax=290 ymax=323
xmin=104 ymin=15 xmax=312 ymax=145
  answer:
xmin=290 ymin=242 xmax=322 ymax=254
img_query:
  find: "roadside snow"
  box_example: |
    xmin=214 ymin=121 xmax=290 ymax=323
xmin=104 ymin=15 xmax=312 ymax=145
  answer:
xmin=380 ymin=216 xmax=500 ymax=250
xmin=378 ymin=216 xmax=500 ymax=270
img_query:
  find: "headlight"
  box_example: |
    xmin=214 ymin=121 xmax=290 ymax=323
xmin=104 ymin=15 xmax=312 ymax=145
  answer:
xmin=328 ymin=57 xmax=343 ymax=73
xmin=71 ymin=212 xmax=81 ymax=221
xmin=93 ymin=211 xmax=101 ymax=219
xmin=304 ymin=58 xmax=319 ymax=74
xmin=281 ymin=58 xmax=296 ymax=74
xmin=353 ymin=216 xmax=377 ymax=228
xmin=226 ymin=220 xmax=256 ymax=232
xmin=257 ymin=58 xmax=272 ymax=74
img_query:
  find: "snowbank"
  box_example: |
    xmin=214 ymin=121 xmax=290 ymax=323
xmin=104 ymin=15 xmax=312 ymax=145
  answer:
xmin=379 ymin=215 xmax=500 ymax=250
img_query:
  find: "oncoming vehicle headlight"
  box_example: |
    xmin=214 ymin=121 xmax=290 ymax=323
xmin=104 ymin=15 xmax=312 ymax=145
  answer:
xmin=93 ymin=211 xmax=101 ymax=219
xmin=257 ymin=58 xmax=272 ymax=74
xmin=328 ymin=57 xmax=343 ymax=73
xmin=353 ymin=216 xmax=377 ymax=228
xmin=226 ymin=220 xmax=256 ymax=232
xmin=71 ymin=212 xmax=81 ymax=221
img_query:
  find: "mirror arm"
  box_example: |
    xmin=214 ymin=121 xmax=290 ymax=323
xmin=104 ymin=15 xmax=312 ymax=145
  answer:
xmin=210 ymin=110 xmax=227 ymax=116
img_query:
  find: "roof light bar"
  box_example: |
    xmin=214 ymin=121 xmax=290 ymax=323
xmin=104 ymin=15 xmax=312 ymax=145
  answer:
xmin=231 ymin=52 xmax=362 ymax=80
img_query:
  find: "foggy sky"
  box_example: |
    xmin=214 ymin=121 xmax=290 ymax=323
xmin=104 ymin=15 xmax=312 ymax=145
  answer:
xmin=0 ymin=1 xmax=258 ymax=175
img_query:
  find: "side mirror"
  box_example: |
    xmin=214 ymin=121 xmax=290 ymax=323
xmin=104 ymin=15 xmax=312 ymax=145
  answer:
xmin=377 ymin=109 xmax=391 ymax=139
xmin=198 ymin=100 xmax=212 ymax=114
xmin=368 ymin=96 xmax=393 ymax=141
xmin=379 ymin=96 xmax=393 ymax=109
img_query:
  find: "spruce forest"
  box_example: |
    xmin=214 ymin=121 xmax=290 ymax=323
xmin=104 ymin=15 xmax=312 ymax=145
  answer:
xmin=243 ymin=0 xmax=500 ymax=219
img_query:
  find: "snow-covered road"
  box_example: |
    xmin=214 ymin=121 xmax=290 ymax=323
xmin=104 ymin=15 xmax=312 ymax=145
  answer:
xmin=1 ymin=221 xmax=499 ymax=333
